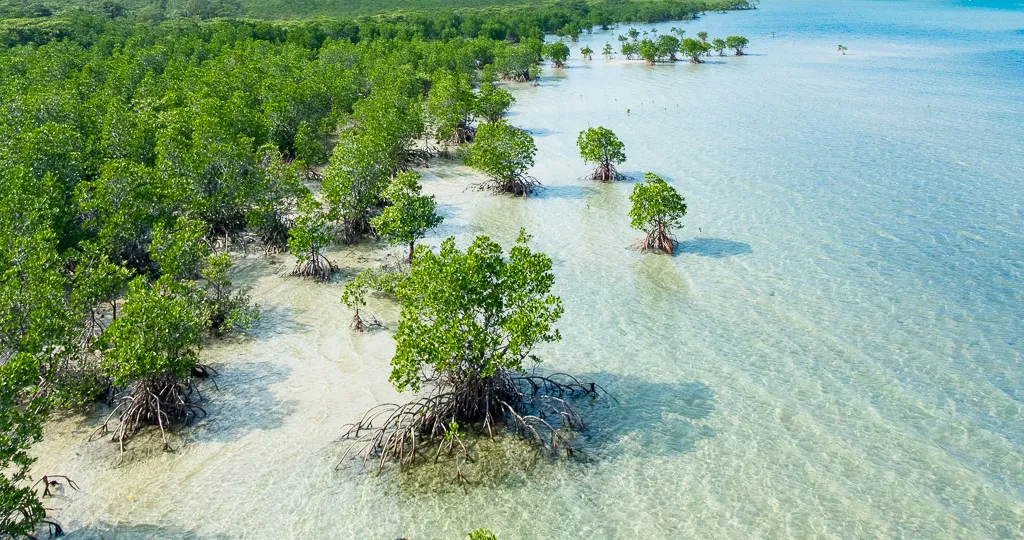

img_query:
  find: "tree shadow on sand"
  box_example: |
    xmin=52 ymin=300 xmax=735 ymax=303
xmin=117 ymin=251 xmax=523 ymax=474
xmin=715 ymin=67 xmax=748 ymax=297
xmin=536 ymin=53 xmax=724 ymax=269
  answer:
xmin=675 ymin=237 xmax=752 ymax=258
xmin=188 ymin=361 xmax=298 ymax=444
xmin=66 ymin=521 xmax=234 ymax=539
xmin=575 ymin=372 xmax=716 ymax=460
xmin=531 ymin=184 xmax=599 ymax=200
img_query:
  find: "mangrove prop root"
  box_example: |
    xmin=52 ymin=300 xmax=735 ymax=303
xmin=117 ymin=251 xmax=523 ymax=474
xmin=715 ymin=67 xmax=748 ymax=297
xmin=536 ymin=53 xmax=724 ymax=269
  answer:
xmin=90 ymin=374 xmax=208 ymax=460
xmin=33 ymin=475 xmax=79 ymax=498
xmin=350 ymin=310 xmax=385 ymax=333
xmin=631 ymin=224 xmax=676 ymax=255
xmin=338 ymin=370 xmax=611 ymax=472
xmin=290 ymin=252 xmax=337 ymax=282
xmin=474 ymin=175 xmax=542 ymax=199
xmin=584 ymin=162 xmax=627 ymax=182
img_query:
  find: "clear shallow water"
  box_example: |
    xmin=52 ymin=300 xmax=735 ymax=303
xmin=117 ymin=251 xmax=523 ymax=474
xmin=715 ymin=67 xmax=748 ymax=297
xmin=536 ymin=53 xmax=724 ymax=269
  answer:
xmin=32 ymin=0 xmax=1024 ymax=537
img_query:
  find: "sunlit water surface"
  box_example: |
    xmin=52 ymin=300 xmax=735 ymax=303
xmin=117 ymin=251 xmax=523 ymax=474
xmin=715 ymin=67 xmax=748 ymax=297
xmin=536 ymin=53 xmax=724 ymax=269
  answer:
xmin=33 ymin=0 xmax=1024 ymax=537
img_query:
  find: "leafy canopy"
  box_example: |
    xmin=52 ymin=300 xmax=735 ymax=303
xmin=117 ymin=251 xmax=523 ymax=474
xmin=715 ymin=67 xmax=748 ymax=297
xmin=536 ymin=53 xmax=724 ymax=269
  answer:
xmin=475 ymin=85 xmax=515 ymax=124
xmin=543 ymin=41 xmax=570 ymax=67
xmin=99 ymin=277 xmax=207 ymax=388
xmin=469 ymin=121 xmax=536 ymax=185
xmin=151 ymin=217 xmax=210 ymax=280
xmin=712 ymin=37 xmax=727 ymax=55
xmin=681 ymin=38 xmax=710 ymax=62
xmin=577 ymin=126 xmax=626 ymax=167
xmin=389 ymin=231 xmax=563 ymax=392
xmin=287 ymin=196 xmax=334 ymax=264
xmin=370 ymin=172 xmax=443 ymax=260
xmin=629 ymin=173 xmax=687 ymax=233
xmin=638 ymin=39 xmax=657 ymax=63
xmin=427 ymin=71 xmax=476 ymax=144
xmin=725 ymin=35 xmax=749 ymax=54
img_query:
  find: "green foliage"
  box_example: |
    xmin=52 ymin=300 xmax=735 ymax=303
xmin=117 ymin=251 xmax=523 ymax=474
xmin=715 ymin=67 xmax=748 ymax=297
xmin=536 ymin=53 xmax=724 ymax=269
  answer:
xmin=493 ymin=43 xmax=537 ymax=81
xmin=629 ymin=173 xmax=687 ymax=235
xmin=697 ymin=30 xmax=708 ymax=43
xmin=712 ymin=37 xmax=727 ymax=56
xmin=580 ymin=45 xmax=593 ymax=60
xmin=201 ymin=253 xmax=260 ymax=335
xmin=543 ymin=41 xmax=570 ymax=67
xmin=602 ymin=42 xmax=613 ymax=59
xmin=638 ymin=38 xmax=657 ymax=64
xmin=287 ymin=196 xmax=334 ymax=266
xmin=340 ymin=260 xmax=409 ymax=319
xmin=656 ymin=34 xmax=680 ymax=61
xmin=0 ymin=184 xmax=57 ymax=532
xmin=577 ymin=126 xmax=626 ymax=180
xmin=293 ymin=120 xmax=331 ymax=167
xmin=620 ymin=40 xmax=639 ymax=60
xmin=474 ymin=85 xmax=515 ymax=124
xmin=151 ymin=217 xmax=210 ymax=280
xmin=321 ymin=131 xmax=392 ymax=238
xmin=468 ymin=529 xmax=499 ymax=540
xmin=427 ymin=71 xmax=477 ymax=145
xmin=468 ymin=121 xmax=537 ymax=195
xmin=681 ymin=37 xmax=711 ymax=62
xmin=75 ymin=159 xmax=167 ymax=269
xmin=247 ymin=145 xmax=309 ymax=251
xmin=388 ymin=231 xmax=563 ymax=392
xmin=0 ymin=353 xmax=47 ymax=538
xmin=370 ymin=172 xmax=443 ymax=262
xmin=725 ymin=35 xmax=749 ymax=55
xmin=99 ymin=276 xmax=206 ymax=389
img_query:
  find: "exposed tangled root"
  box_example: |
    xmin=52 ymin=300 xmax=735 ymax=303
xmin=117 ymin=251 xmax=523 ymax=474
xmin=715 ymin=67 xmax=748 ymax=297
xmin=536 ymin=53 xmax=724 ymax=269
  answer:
xmin=400 ymin=149 xmax=432 ymax=170
xmin=291 ymin=252 xmax=337 ymax=282
xmin=302 ymin=167 xmax=324 ymax=182
xmin=500 ymin=72 xmax=531 ymax=82
xmin=349 ymin=309 xmax=384 ymax=333
xmin=256 ymin=217 xmax=293 ymax=255
xmin=91 ymin=373 xmax=208 ymax=460
xmin=33 ymin=475 xmax=79 ymax=498
xmin=338 ymin=370 xmax=610 ymax=472
xmin=474 ymin=175 xmax=542 ymax=198
xmin=453 ymin=122 xmax=476 ymax=145
xmin=631 ymin=225 xmax=676 ymax=255
xmin=584 ymin=162 xmax=627 ymax=182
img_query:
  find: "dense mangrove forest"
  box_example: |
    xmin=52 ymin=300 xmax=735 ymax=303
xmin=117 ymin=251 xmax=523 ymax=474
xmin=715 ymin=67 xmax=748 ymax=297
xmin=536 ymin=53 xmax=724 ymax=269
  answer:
xmin=0 ymin=0 xmax=756 ymax=536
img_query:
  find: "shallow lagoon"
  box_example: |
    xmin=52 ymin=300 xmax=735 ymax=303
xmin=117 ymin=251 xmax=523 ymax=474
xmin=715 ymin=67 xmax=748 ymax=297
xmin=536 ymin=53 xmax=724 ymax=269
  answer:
xmin=33 ymin=0 xmax=1024 ymax=537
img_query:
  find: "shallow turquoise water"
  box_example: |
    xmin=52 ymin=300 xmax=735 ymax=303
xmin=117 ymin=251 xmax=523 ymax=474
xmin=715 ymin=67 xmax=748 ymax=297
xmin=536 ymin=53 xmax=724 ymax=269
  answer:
xmin=34 ymin=0 xmax=1024 ymax=537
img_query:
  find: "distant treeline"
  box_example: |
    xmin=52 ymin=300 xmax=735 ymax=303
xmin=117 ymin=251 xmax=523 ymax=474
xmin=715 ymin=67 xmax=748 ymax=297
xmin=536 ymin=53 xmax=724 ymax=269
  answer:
xmin=3 ymin=0 xmax=754 ymax=22
xmin=0 ymin=0 xmax=756 ymax=47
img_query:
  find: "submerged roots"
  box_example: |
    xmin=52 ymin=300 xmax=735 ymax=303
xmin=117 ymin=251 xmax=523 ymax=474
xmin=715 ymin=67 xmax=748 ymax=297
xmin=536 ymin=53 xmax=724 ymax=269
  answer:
xmin=291 ymin=252 xmax=337 ymax=282
xmin=92 ymin=372 xmax=208 ymax=459
xmin=631 ymin=225 xmax=676 ymax=255
xmin=585 ymin=162 xmax=626 ymax=182
xmin=338 ymin=371 xmax=609 ymax=472
xmin=474 ymin=175 xmax=542 ymax=198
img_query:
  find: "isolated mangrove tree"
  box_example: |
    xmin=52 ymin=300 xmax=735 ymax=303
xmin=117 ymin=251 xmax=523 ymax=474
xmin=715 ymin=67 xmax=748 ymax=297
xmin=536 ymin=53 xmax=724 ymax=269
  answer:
xmin=629 ymin=173 xmax=688 ymax=254
xmin=469 ymin=121 xmax=539 ymax=197
xmin=577 ymin=126 xmax=627 ymax=181
xmin=340 ymin=231 xmax=603 ymax=470
xmin=370 ymin=172 xmax=443 ymax=263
